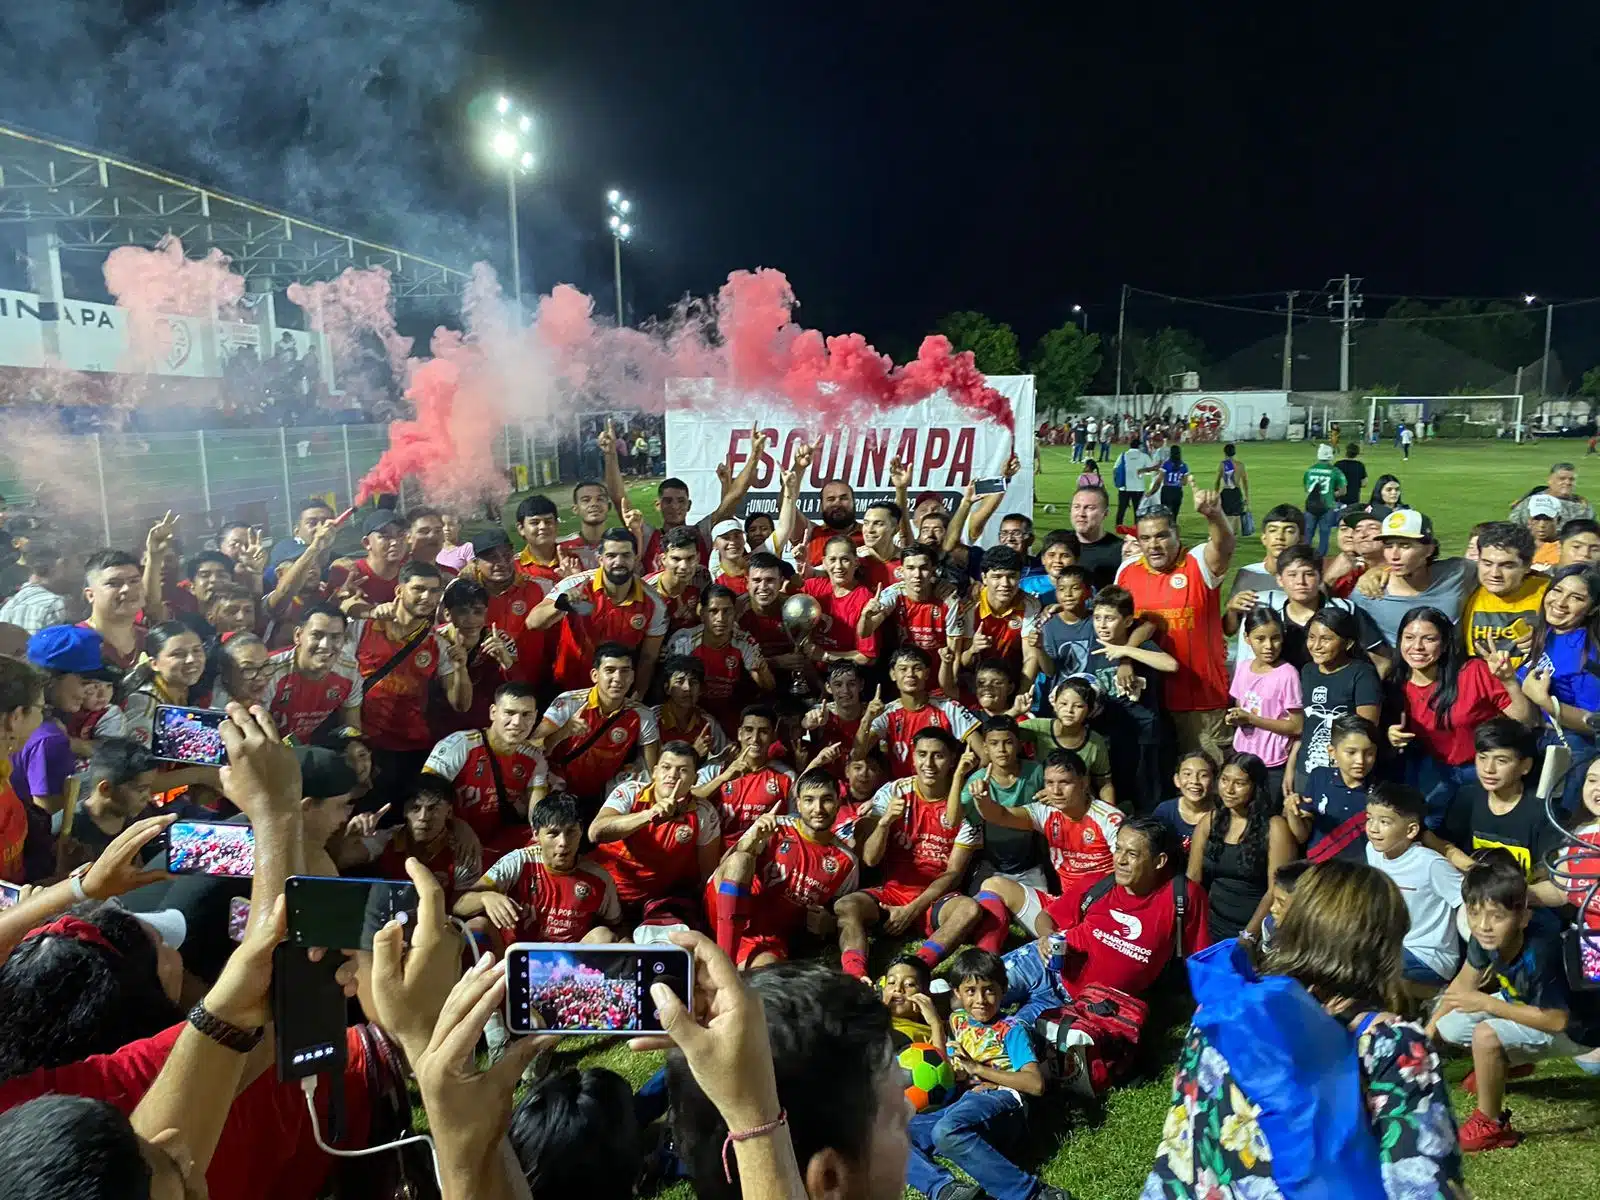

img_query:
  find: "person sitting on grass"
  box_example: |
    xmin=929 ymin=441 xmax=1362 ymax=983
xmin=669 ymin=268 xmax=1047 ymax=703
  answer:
xmin=1154 ymin=750 xmax=1216 ymax=856
xmin=1429 ymin=849 xmax=1600 ymax=1153
xmin=708 ymin=767 xmax=858 ymax=970
xmin=1362 ymin=781 xmax=1462 ymax=995
xmin=356 ymin=773 xmax=483 ymax=905
xmin=454 ymin=791 xmax=621 ymax=950
xmin=1189 ymin=752 xmax=1296 ymax=944
xmin=1258 ymin=858 xmax=1310 ymax=951
xmin=881 ymin=954 xmax=947 ymax=1052
xmin=1283 ymin=714 xmax=1379 ymax=863
xmin=903 ymin=948 xmax=1071 ymax=1200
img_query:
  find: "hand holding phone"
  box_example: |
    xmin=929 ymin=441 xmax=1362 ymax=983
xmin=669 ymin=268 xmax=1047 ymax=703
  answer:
xmin=0 ymin=881 xmax=22 ymax=911
xmin=164 ymin=820 xmax=255 ymax=878
xmin=152 ymin=705 xmax=229 ymax=766
xmin=286 ymin=876 xmax=419 ymax=951
xmin=505 ymin=943 xmax=692 ymax=1036
xmin=973 ymin=477 xmax=1007 ymax=496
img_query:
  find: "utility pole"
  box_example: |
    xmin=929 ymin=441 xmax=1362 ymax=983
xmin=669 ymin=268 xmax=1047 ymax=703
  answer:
xmin=1326 ymin=274 xmax=1364 ymax=393
xmin=1541 ymin=302 xmax=1554 ymax=397
xmin=1114 ymin=284 xmax=1128 ymax=414
xmin=1281 ymin=290 xmax=1298 ymax=391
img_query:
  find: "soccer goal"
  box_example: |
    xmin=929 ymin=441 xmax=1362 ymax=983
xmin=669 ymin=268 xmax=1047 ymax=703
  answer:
xmin=1359 ymin=395 xmax=1527 ymax=442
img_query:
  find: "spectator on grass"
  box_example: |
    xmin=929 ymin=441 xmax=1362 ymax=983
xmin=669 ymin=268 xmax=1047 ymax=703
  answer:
xmin=1350 ymin=508 xmax=1475 ymax=650
xmin=1302 ymin=444 xmax=1347 ymax=555
xmin=1462 ymin=521 xmax=1546 ymax=671
xmin=1146 ymin=859 xmax=1464 ymax=1195
xmin=1188 ymin=752 xmax=1294 ymax=942
xmin=1518 ymin=564 xmax=1600 ymax=814
xmin=1557 ymin=517 xmax=1600 ymax=568
xmin=1211 ymin=442 xmax=1250 ymax=535
xmin=1223 ymin=502 xmax=1304 ymax=650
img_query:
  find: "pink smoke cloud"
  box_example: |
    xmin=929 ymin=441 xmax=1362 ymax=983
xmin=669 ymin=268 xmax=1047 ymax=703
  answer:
xmin=103 ymin=236 xmax=244 ymax=374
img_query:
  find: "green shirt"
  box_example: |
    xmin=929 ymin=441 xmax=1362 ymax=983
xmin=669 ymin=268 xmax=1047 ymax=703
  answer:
xmin=958 ymin=760 xmax=1046 ymax=824
xmin=1302 ymin=463 xmax=1348 ymax=501
xmin=1018 ymin=719 xmax=1110 ymax=781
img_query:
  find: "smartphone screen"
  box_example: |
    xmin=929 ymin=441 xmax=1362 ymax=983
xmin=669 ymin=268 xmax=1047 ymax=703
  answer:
xmin=973 ymin=477 xmax=1006 ymax=496
xmin=167 ymin=821 xmax=256 ymax=878
xmin=228 ymin=896 xmax=251 ymax=943
xmin=504 ymin=943 xmax=692 ymax=1036
xmin=272 ymin=943 xmax=349 ymax=1082
xmin=285 ymin=876 xmax=419 ymax=951
xmin=0 ymin=881 xmax=21 ymax=910
xmin=152 ymin=705 xmax=229 ymax=766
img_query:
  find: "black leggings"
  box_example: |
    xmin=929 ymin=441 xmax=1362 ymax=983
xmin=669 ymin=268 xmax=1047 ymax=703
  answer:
xmin=1116 ymin=489 xmax=1144 ymax=525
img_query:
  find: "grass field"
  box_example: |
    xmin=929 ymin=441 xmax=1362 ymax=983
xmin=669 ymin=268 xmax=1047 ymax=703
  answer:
xmin=532 ymin=438 xmax=1600 ymax=1200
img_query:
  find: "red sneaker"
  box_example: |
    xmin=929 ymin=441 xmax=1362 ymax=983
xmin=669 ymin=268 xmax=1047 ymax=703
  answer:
xmin=1462 ymin=1064 xmax=1535 ymax=1094
xmin=1458 ymin=1108 xmax=1524 ymax=1153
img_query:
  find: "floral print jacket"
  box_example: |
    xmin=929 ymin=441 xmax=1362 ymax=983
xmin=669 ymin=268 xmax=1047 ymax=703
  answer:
xmin=1142 ymin=1017 xmax=1464 ymax=1200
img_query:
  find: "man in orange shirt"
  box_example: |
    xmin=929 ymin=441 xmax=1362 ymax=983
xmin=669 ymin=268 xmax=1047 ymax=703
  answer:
xmin=1116 ymin=481 xmax=1234 ymax=764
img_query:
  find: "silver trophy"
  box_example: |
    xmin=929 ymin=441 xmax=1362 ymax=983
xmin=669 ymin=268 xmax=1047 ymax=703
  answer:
xmin=780 ymin=594 xmax=822 ymax=695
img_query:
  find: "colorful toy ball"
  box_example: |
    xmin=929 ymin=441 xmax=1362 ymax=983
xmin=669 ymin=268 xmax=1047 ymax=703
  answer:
xmin=898 ymin=1041 xmax=956 ymax=1112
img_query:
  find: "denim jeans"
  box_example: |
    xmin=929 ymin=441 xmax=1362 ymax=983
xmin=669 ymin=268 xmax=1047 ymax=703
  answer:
xmin=1401 ymin=754 xmax=1478 ymax=831
xmin=1304 ymin=507 xmax=1339 ymax=555
xmin=1002 ymin=942 xmax=1068 ymax=1028
xmin=906 ymin=1087 xmax=1034 ymax=1200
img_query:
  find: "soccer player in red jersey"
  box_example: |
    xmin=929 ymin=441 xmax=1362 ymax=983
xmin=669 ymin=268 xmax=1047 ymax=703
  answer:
xmin=348 ymin=561 xmax=471 ymax=786
xmin=80 ymin=549 xmax=147 ymax=672
xmin=530 ymin=527 xmax=668 ymax=697
xmin=361 ymin=775 xmax=484 ymax=905
xmin=326 ymin=509 xmax=409 ymax=607
xmin=738 ymin=552 xmax=803 ymax=673
xmin=711 ymin=520 xmax=751 ymax=594
xmin=534 ymin=643 xmax=661 ymax=811
xmin=858 ymin=544 xmax=964 ymax=694
xmin=424 ymin=682 xmax=550 ymax=860
xmin=255 ymin=603 xmax=362 ymax=742
xmin=834 ymin=727 xmax=985 ymax=977
xmin=800 ymin=535 xmax=879 ymax=666
xmin=653 ymin=654 xmax=728 ymax=758
xmin=709 ymin=767 xmax=860 ymax=969
xmin=969 ymin=747 xmax=1124 ymax=895
xmin=959 ymin=545 xmax=1044 ymax=686
xmin=428 ymin=576 xmax=518 ymax=735
xmin=800 ymin=663 xmax=870 ymax=776
xmin=833 ymin=749 xmax=888 ymax=844
xmin=854 ymin=500 xmax=902 ymax=593
xmin=801 ymin=477 xmax=865 ymax=565
xmin=454 ymin=792 xmax=622 ymax=949
xmin=692 ymin=703 xmax=794 ymax=849
xmin=513 ymin=494 xmax=564 ymax=584
xmin=587 ymin=741 xmax=722 ymax=918
xmin=262 ymin=518 xmax=338 ymax=650
xmin=460 ymin=528 xmax=548 ymax=688
xmin=666 ymin=586 xmax=774 ymax=731
xmin=644 ymin=526 xmax=704 ymax=636
xmin=857 ymin=647 xmax=982 ymax=777
xmin=552 ymin=479 xmax=615 ymax=574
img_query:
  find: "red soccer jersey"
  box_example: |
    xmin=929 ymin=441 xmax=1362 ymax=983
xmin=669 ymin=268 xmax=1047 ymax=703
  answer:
xmin=744 ymin=817 xmax=859 ymax=936
xmin=644 ymin=571 xmax=702 ymax=635
xmin=1020 ymin=799 xmax=1124 ymax=887
xmin=807 ymin=705 xmax=865 ymax=778
xmin=1117 ymin=547 xmax=1227 ymax=712
xmin=555 ymin=534 xmax=603 ymax=572
xmin=800 ymin=577 xmax=879 ymax=657
xmin=654 ymin=704 xmax=729 ymax=757
xmin=877 ymin=584 xmax=964 ymax=655
xmin=716 ymin=570 xmax=750 ymax=595
xmin=263 ymin=589 xmax=326 ymax=652
xmin=541 ymin=689 xmax=660 ymax=801
xmin=855 ymin=550 xmax=898 ymax=594
xmin=738 ymin=603 xmax=793 ymax=661
xmin=348 ymin=619 xmax=459 ymax=751
xmin=590 ymin=780 xmax=722 ymax=904
xmin=259 ymin=649 xmax=362 ymax=742
xmin=481 ymin=847 xmax=622 ymax=941
xmin=863 ymin=778 xmax=983 ymax=890
xmin=970 ymin=590 xmax=1041 ymax=673
xmin=868 ymin=697 xmax=979 ymax=778
xmin=516 ymin=547 xmax=563 ymax=585
xmin=482 ymin=575 xmax=550 ymax=687
xmin=371 ymin=820 xmax=483 ymax=904
xmin=665 ymin=626 xmax=766 ymax=726
xmin=80 ymin=621 xmax=145 ymax=672
xmin=326 ymin=557 xmax=400 ymax=606
xmin=641 ymin=522 xmax=712 ymax=576
xmin=548 ymin=572 xmax=669 ymax=692
xmin=806 ymin=524 xmax=864 ymax=565
xmin=424 ymin=730 xmax=551 ymax=855
xmin=701 ymin=761 xmax=796 ymax=849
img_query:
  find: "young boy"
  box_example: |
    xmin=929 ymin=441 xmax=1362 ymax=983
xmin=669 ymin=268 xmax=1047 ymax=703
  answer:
xmin=1224 ymin=502 xmax=1306 ymax=651
xmin=904 ymin=948 xmax=1069 ymax=1200
xmin=1431 ymin=849 xmax=1593 ymax=1151
xmin=879 ymin=955 xmax=945 ymax=1051
xmin=857 ymin=646 xmax=981 ymax=778
xmin=1082 ymin=585 xmax=1174 ymax=812
xmin=955 ymin=717 xmax=1048 ymax=891
xmin=1434 ymin=718 xmax=1563 ymax=879
xmin=1284 ymin=714 xmax=1379 ymax=862
xmin=800 ymin=663 xmax=870 ymax=775
xmin=454 ymin=792 xmax=621 ymax=949
xmin=57 ymin=737 xmax=157 ymax=870
xmin=1364 ymin=781 xmax=1463 ymax=991
xmin=1260 ymin=858 xmax=1310 ymax=951
xmin=1021 ymin=529 xmax=1081 ymax=598
xmin=1462 ymin=521 xmax=1546 ymax=670
xmin=654 ymin=653 xmax=729 ymax=759
xmin=1525 ymin=494 xmax=1562 ymax=569
xmin=1037 ymin=565 xmax=1096 ymax=680
xmin=968 ymin=747 xmax=1124 ymax=895
xmin=972 ymin=659 xmax=1027 ymax=723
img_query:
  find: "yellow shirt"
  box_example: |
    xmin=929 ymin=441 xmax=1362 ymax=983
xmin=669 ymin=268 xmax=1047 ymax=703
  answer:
xmin=1463 ymin=576 xmax=1549 ymax=668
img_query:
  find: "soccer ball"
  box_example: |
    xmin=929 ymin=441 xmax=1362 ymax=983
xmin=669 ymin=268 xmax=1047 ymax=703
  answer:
xmin=897 ymin=1041 xmax=956 ymax=1112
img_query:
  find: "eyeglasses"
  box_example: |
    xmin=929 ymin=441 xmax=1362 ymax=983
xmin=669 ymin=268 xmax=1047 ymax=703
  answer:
xmin=234 ymin=664 xmax=270 ymax=680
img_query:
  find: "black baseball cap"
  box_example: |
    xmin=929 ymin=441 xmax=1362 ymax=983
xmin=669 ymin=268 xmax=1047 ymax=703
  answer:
xmin=294 ymin=745 xmax=359 ymax=799
xmin=474 ymin=527 xmax=513 ymax=553
xmin=361 ymin=509 xmax=405 ymax=536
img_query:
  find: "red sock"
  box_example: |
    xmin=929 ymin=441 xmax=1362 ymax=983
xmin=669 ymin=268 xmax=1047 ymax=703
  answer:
xmin=714 ymin=882 xmax=747 ymax=957
xmin=841 ymin=948 xmax=868 ymax=979
xmin=914 ymin=939 xmax=945 ymax=967
xmin=974 ymin=891 xmax=1011 ymax=953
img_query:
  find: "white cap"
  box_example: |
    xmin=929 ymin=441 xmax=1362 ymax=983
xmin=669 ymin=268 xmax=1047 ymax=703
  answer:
xmin=1317 ymin=443 xmax=1335 ymax=461
xmin=1528 ymin=494 xmax=1563 ymax=519
xmin=108 ymin=901 xmax=187 ymax=949
xmin=711 ymin=519 xmax=744 ymax=541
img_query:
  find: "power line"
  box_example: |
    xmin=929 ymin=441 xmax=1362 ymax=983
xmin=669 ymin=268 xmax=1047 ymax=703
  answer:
xmin=1123 ymin=283 xmax=1600 ymax=322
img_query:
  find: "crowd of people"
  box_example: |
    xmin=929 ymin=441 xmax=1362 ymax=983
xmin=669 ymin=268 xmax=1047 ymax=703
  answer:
xmin=525 ymin=960 xmax=641 ymax=1031
xmin=0 ymin=414 xmax=1596 ymax=1200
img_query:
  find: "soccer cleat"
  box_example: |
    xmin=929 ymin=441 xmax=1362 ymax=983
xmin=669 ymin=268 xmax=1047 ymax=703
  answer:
xmin=1036 ymin=1187 xmax=1078 ymax=1200
xmin=1461 ymin=1063 xmax=1534 ymax=1094
xmin=1458 ymin=1108 xmax=1523 ymax=1153
xmin=933 ymin=1182 xmax=982 ymax=1200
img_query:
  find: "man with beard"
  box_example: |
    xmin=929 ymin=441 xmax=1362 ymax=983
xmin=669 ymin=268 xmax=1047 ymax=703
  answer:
xmin=404 ymin=507 xmax=457 ymax=578
xmin=645 ymin=526 xmax=705 ymax=636
xmin=254 ymin=603 xmax=363 ymax=741
xmin=513 ymin=494 xmax=564 ymax=585
xmin=348 ymin=560 xmax=470 ymax=789
xmin=803 ymin=478 xmax=865 ymax=566
xmin=692 ymin=703 xmax=795 ymax=849
xmin=424 ymin=681 xmax=550 ymax=862
xmin=326 ymin=509 xmax=408 ymax=608
xmin=667 ymin=586 xmax=774 ymax=731
xmin=1117 ymin=482 xmax=1234 ymax=762
xmin=535 ymin=642 xmax=662 ymax=810
xmin=1067 ymin=484 xmax=1126 ymax=588
xmin=460 ymin=528 xmax=548 ymax=688
xmin=530 ymin=527 xmax=668 ymax=697
xmin=709 ymin=766 xmax=858 ymax=969
xmin=79 ymin=549 xmax=147 ymax=671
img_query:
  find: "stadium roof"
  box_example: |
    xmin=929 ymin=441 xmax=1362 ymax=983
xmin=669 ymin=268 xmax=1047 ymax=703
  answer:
xmin=0 ymin=124 xmax=470 ymax=303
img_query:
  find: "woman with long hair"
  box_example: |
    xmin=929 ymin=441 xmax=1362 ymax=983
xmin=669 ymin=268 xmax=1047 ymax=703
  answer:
xmin=1386 ymin=606 xmax=1535 ymax=825
xmin=1146 ymin=859 xmax=1463 ymax=1195
xmin=428 ymin=577 xmax=516 ymax=734
xmin=0 ymin=658 xmax=44 ymax=883
xmin=1518 ymin=563 xmax=1600 ymax=815
xmin=119 ymin=622 xmax=222 ymax=799
xmin=1369 ymin=474 xmax=1404 ymax=508
xmin=1188 ymin=752 xmax=1295 ymax=941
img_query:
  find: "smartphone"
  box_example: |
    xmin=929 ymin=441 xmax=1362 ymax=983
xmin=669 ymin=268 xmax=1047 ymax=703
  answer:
xmin=504 ymin=943 xmax=692 ymax=1036
xmin=228 ymin=896 xmax=251 ymax=943
xmin=973 ymin=477 xmax=1006 ymax=495
xmin=272 ymin=943 xmax=349 ymax=1082
xmin=0 ymin=881 xmax=21 ymax=910
xmin=163 ymin=820 xmax=256 ymax=878
xmin=285 ymin=876 xmax=419 ymax=952
xmin=151 ymin=705 xmax=229 ymax=766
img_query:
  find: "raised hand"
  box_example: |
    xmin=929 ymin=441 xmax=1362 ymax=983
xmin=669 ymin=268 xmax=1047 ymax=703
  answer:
xmin=750 ymin=425 xmax=769 ymax=459
xmin=1226 ymin=589 xmax=1260 ymax=615
xmin=956 ymin=748 xmax=983 ymax=778
xmin=888 ymin=457 xmax=912 ymax=490
xmin=439 ymin=624 xmax=469 ymax=670
xmin=1522 ymin=662 xmax=1554 ymax=708
xmin=482 ymin=625 xmax=518 ymax=669
xmin=236 ymin=528 xmax=268 ymax=574
xmin=80 ymin=813 xmax=178 ymax=900
xmin=801 ymin=704 xmax=828 ymax=732
xmin=345 ymin=805 xmax=391 ymax=840
xmin=217 ymin=702 xmax=300 ymax=821
xmin=692 ymin=722 xmax=716 ymax=759
xmin=596 ymin=419 xmax=618 ymax=456
xmin=808 ymin=741 xmax=844 ymax=770
xmin=1191 ymin=481 xmax=1223 ymax=518
xmin=1483 ymin=648 xmax=1517 ymax=682
xmin=556 ymin=546 xmax=586 ymax=579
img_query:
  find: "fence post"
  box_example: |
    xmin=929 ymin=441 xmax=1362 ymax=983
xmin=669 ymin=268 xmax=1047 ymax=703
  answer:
xmin=92 ymin=433 xmax=111 ymax=543
xmin=278 ymin=426 xmax=293 ymax=531
xmin=196 ymin=430 xmax=212 ymax=514
xmin=341 ymin=424 xmax=355 ymax=506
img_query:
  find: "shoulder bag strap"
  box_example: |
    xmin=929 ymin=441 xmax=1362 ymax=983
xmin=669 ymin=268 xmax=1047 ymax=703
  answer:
xmin=480 ymin=730 xmax=519 ymax=825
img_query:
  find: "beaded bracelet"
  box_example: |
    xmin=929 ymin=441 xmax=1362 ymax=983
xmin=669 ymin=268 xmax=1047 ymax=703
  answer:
xmin=722 ymin=1109 xmax=789 ymax=1183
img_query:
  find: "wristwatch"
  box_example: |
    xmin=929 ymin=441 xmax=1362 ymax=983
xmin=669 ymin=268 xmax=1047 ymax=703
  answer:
xmin=187 ymin=1002 xmax=264 ymax=1053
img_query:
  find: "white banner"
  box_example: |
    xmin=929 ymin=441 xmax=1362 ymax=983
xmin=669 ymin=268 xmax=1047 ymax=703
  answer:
xmin=665 ymin=376 xmax=1035 ymax=548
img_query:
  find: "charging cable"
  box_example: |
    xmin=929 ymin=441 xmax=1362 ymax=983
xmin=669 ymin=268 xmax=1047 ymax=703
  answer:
xmin=300 ymin=1074 xmax=442 ymax=1185
xmin=1533 ymin=714 xmax=1600 ymax=971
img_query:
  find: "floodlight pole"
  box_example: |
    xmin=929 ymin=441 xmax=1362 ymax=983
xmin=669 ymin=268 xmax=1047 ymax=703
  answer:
xmin=507 ymin=166 xmax=523 ymax=321
xmin=1541 ymin=303 xmax=1553 ymax=398
xmin=1114 ymin=284 xmax=1127 ymax=415
xmin=613 ymin=233 xmax=624 ymax=326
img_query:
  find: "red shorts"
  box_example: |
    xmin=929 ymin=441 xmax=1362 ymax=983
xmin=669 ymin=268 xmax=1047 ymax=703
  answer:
xmin=864 ymin=883 xmax=960 ymax=937
xmin=729 ymin=933 xmax=789 ymax=968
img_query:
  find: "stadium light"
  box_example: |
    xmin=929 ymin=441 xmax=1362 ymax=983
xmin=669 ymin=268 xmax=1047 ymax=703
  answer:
xmin=473 ymin=93 xmax=538 ymax=318
xmin=1071 ymin=303 xmax=1088 ymax=332
xmin=1524 ymin=293 xmax=1537 ymax=305
xmin=607 ymin=189 xmax=634 ymax=325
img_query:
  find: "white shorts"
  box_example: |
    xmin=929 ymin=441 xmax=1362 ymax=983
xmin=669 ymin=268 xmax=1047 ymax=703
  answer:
xmin=1434 ymin=1009 xmax=1593 ymax=1065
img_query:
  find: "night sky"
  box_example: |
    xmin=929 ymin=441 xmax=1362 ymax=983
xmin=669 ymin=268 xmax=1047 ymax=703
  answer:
xmin=491 ymin=3 xmax=1600 ymax=360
